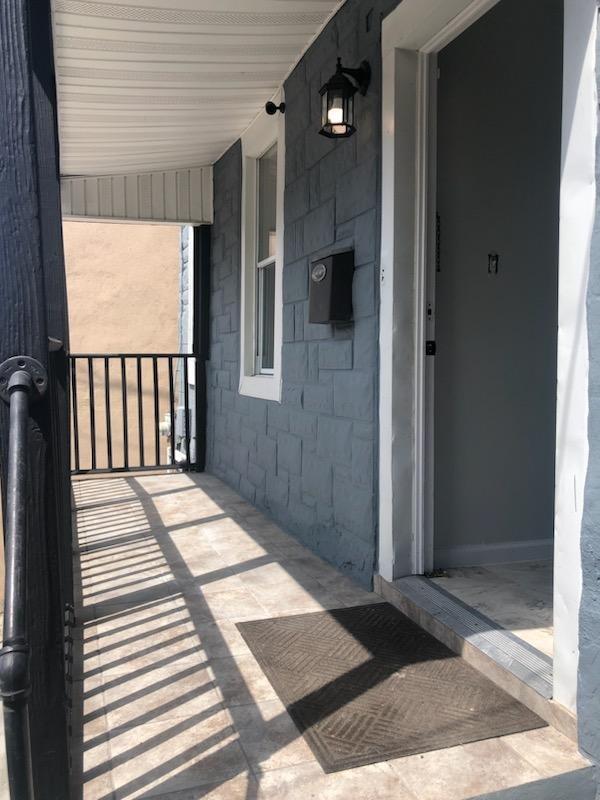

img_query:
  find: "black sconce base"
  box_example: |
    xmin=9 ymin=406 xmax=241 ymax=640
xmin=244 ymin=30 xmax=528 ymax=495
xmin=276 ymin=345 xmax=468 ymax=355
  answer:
xmin=342 ymin=61 xmax=371 ymax=96
xmin=265 ymin=101 xmax=286 ymax=115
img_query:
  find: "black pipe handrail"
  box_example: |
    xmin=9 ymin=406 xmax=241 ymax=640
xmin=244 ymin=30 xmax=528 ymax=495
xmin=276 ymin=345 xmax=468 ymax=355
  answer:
xmin=0 ymin=356 xmax=48 ymax=800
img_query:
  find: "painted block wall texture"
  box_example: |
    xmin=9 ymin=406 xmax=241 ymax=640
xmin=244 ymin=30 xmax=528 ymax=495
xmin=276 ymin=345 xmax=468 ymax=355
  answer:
xmin=578 ymin=31 xmax=600 ymax=764
xmin=207 ymin=0 xmax=397 ymax=587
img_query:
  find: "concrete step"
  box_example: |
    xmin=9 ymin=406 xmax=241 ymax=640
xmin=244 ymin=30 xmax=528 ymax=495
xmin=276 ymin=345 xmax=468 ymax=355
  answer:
xmin=375 ymin=574 xmax=576 ymax=740
xmin=374 ymin=574 xmax=596 ymax=799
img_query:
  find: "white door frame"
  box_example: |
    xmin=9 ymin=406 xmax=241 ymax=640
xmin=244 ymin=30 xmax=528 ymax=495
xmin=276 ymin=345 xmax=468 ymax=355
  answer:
xmin=378 ymin=0 xmax=597 ymax=713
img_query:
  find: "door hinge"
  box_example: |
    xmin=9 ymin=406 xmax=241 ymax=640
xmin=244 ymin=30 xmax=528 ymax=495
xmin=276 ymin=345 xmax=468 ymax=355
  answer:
xmin=426 ymin=341 xmax=436 ymax=356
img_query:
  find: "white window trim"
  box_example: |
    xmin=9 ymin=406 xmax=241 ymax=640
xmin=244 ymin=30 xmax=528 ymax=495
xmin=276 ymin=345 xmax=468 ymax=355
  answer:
xmin=239 ymin=90 xmax=284 ymax=402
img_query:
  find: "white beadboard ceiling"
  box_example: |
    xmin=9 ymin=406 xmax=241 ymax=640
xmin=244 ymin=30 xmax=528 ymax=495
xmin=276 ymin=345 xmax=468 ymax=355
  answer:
xmin=51 ymin=0 xmax=343 ymax=177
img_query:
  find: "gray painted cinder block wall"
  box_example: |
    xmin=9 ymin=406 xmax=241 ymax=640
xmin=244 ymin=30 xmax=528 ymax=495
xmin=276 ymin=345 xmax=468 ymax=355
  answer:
xmin=207 ymin=0 xmax=397 ymax=587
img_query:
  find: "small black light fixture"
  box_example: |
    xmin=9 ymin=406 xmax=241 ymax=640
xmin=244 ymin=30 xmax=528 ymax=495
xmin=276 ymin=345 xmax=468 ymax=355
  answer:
xmin=319 ymin=57 xmax=371 ymax=138
xmin=265 ymin=100 xmax=286 ymax=115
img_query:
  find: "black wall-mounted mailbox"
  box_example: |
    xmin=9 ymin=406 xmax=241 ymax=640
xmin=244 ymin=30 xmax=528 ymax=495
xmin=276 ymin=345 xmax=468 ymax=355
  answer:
xmin=308 ymin=250 xmax=354 ymax=324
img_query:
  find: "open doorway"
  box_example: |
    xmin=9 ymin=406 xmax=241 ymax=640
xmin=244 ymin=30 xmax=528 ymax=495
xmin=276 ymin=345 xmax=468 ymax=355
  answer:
xmin=428 ymin=0 xmax=563 ymax=659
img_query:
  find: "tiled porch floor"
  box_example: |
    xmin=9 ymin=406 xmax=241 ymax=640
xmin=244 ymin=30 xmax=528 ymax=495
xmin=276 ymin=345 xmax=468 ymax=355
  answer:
xmin=71 ymin=473 xmax=590 ymax=800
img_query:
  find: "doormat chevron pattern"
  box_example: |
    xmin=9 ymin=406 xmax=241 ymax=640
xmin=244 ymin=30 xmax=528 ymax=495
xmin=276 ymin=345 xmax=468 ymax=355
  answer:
xmin=237 ymin=603 xmax=545 ymax=772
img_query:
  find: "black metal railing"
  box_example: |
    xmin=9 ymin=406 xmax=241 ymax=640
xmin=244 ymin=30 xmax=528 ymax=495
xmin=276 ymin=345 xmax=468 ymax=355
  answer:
xmin=0 ymin=356 xmax=49 ymax=800
xmin=69 ymin=353 xmax=203 ymax=474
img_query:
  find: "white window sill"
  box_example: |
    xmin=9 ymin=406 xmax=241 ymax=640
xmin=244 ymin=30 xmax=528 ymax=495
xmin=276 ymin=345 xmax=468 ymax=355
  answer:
xmin=239 ymin=374 xmax=282 ymax=402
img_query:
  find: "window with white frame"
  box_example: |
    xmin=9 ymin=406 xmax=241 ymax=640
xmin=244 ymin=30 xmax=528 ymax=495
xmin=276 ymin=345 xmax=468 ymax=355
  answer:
xmin=239 ymin=92 xmax=284 ymax=401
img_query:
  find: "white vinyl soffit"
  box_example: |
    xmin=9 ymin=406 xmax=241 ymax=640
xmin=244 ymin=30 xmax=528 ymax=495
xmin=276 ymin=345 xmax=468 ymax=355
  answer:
xmin=51 ymin=0 xmax=344 ymax=177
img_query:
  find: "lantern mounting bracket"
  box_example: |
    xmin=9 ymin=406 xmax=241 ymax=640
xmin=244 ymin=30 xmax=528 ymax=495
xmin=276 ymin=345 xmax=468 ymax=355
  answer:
xmin=338 ymin=59 xmax=371 ymax=96
xmin=265 ymin=101 xmax=286 ymax=115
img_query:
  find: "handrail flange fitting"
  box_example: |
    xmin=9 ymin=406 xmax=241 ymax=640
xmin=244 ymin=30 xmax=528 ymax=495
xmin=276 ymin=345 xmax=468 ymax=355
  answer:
xmin=0 ymin=357 xmax=48 ymax=404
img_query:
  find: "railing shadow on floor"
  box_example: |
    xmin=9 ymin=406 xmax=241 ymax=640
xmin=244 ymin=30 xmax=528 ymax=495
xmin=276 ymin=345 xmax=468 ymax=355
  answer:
xmin=69 ymin=472 xmax=462 ymax=800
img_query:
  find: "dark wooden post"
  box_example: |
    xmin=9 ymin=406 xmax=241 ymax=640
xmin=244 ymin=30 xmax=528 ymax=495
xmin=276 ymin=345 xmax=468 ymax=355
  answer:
xmin=193 ymin=225 xmax=211 ymax=471
xmin=0 ymin=0 xmax=72 ymax=797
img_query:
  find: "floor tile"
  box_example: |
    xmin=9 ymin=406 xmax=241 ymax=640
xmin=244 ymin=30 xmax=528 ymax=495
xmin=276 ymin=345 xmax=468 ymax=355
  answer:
xmin=147 ymin=773 xmax=259 ymax=799
xmin=230 ymin=699 xmax=315 ymax=772
xmin=194 ymin=619 xmax=252 ymax=660
xmin=102 ymin=663 xmax=223 ymax=729
xmin=256 ymin=760 xmax=418 ymax=799
xmin=500 ymin=727 xmax=590 ymax=776
xmin=211 ymin=653 xmax=278 ymax=707
xmin=387 ymin=738 xmax=541 ymax=800
xmin=71 ymin=475 xmax=579 ymax=800
xmin=187 ymin=585 xmax=269 ymax=622
xmin=71 ymin=734 xmax=115 ymax=800
xmin=108 ymin=715 xmax=249 ymax=799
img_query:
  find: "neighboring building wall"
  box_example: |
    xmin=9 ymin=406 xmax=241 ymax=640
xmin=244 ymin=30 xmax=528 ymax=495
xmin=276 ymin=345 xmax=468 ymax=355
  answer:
xmin=207 ymin=0 xmax=396 ymax=587
xmin=64 ymin=220 xmax=180 ymax=352
xmin=63 ymin=220 xmax=181 ymax=468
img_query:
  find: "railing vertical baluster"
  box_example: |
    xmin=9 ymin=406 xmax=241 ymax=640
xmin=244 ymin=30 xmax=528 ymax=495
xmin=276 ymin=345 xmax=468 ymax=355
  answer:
xmin=194 ymin=355 xmax=204 ymax=471
xmin=168 ymin=356 xmax=175 ymax=466
xmin=104 ymin=357 xmax=112 ymax=470
xmin=70 ymin=357 xmax=80 ymax=472
xmin=183 ymin=356 xmax=191 ymax=471
xmin=67 ymin=352 xmax=202 ymax=474
xmin=120 ymin=357 xmax=129 ymax=470
xmin=88 ymin=356 xmax=96 ymax=471
xmin=153 ymin=357 xmax=160 ymax=467
xmin=136 ymin=356 xmax=144 ymax=468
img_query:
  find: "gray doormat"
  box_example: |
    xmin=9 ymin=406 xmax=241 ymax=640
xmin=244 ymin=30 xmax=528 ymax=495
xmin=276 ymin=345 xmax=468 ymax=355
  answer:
xmin=237 ymin=603 xmax=546 ymax=773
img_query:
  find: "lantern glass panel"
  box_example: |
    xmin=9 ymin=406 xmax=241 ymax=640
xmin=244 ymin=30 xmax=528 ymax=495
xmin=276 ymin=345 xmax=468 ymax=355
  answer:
xmin=328 ymin=94 xmax=344 ymax=125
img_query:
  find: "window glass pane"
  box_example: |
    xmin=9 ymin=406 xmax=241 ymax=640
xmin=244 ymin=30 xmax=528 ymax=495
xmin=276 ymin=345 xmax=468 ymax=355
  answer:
xmin=257 ymin=143 xmax=277 ymax=262
xmin=259 ymin=262 xmax=275 ymax=371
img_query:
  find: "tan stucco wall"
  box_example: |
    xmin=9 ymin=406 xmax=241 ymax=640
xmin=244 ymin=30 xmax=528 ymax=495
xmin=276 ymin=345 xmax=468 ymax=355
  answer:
xmin=63 ymin=220 xmax=182 ymax=470
xmin=0 ymin=222 xmax=181 ymax=620
xmin=64 ymin=220 xmax=181 ymax=353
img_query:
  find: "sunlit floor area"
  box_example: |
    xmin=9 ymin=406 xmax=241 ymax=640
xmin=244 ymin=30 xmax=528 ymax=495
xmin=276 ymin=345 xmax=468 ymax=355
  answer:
xmin=431 ymin=562 xmax=553 ymax=658
xmin=70 ymin=474 xmax=588 ymax=800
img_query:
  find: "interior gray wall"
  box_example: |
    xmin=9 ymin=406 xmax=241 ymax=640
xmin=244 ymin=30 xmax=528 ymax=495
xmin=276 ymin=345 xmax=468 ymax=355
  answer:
xmin=206 ymin=0 xmax=397 ymax=587
xmin=433 ymin=0 xmax=563 ymax=566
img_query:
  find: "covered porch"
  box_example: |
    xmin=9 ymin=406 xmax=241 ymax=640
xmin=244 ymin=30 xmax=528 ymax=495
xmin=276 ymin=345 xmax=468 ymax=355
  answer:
xmin=1 ymin=0 xmax=600 ymax=796
xmin=71 ymin=472 xmax=591 ymax=799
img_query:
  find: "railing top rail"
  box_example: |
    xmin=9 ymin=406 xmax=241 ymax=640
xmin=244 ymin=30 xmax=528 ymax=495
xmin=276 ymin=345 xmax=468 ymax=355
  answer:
xmin=70 ymin=352 xmax=198 ymax=358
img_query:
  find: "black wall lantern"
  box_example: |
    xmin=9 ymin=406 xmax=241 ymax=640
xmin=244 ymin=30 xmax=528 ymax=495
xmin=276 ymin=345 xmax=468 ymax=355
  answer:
xmin=319 ymin=57 xmax=371 ymax=138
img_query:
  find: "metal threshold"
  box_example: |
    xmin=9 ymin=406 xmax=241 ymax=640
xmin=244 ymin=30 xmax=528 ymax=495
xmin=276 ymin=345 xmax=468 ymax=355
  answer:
xmin=374 ymin=574 xmax=576 ymax=742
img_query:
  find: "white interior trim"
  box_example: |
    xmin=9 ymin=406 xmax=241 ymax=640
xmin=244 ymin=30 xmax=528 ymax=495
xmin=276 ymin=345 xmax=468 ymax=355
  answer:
xmin=552 ymin=0 xmax=596 ymax=712
xmin=379 ymin=0 xmax=596 ymax=713
xmin=239 ymin=90 xmax=284 ymax=403
xmin=379 ymin=0 xmax=500 ymax=583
